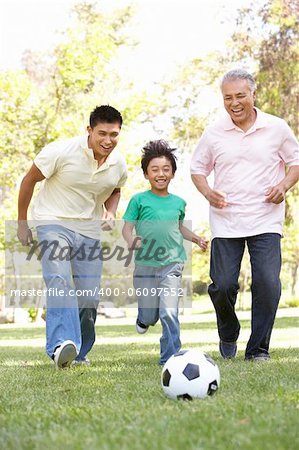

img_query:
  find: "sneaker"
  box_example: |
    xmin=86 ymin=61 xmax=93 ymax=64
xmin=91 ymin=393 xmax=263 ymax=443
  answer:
xmin=135 ymin=319 xmax=149 ymax=334
xmin=53 ymin=340 xmax=77 ymax=369
xmin=245 ymin=353 xmax=270 ymax=362
xmin=72 ymin=357 xmax=90 ymax=367
xmin=219 ymin=340 xmax=237 ymax=359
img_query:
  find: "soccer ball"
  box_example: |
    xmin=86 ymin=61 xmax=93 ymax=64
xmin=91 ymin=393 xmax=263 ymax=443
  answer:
xmin=161 ymin=349 xmax=220 ymax=400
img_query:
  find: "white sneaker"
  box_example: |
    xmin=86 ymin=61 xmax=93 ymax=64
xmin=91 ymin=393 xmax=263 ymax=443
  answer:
xmin=136 ymin=319 xmax=149 ymax=334
xmin=53 ymin=340 xmax=77 ymax=369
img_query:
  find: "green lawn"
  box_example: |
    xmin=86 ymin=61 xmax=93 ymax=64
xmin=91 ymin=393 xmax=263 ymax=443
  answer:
xmin=0 ymin=323 xmax=298 ymax=450
xmin=0 ymin=315 xmax=298 ymax=340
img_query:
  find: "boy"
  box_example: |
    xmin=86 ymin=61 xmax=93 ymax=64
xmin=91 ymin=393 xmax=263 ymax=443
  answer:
xmin=122 ymin=140 xmax=208 ymax=365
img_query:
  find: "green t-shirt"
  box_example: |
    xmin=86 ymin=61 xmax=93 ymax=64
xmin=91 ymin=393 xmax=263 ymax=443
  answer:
xmin=123 ymin=190 xmax=187 ymax=267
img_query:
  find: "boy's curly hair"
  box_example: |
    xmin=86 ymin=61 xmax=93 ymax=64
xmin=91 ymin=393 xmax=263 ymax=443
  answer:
xmin=141 ymin=140 xmax=177 ymax=174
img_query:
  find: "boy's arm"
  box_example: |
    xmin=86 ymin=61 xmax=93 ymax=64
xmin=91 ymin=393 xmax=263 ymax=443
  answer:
xmin=122 ymin=221 xmax=141 ymax=249
xmin=179 ymin=223 xmax=209 ymax=251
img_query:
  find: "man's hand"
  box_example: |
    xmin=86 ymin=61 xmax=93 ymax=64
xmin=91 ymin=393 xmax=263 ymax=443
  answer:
xmin=17 ymin=222 xmax=33 ymax=246
xmin=265 ymin=184 xmax=286 ymax=204
xmin=101 ymin=211 xmax=115 ymax=231
xmin=205 ymin=190 xmax=228 ymax=208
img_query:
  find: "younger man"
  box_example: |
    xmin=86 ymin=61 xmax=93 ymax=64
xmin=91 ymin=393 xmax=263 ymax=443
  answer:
xmin=122 ymin=140 xmax=208 ymax=365
xmin=18 ymin=105 xmax=127 ymax=368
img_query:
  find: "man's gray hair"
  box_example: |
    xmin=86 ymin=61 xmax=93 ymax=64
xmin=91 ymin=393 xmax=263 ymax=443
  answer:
xmin=221 ymin=69 xmax=256 ymax=92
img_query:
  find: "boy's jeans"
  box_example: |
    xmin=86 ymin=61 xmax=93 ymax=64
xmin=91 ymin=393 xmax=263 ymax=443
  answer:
xmin=36 ymin=224 xmax=102 ymax=360
xmin=208 ymin=233 xmax=281 ymax=358
xmin=133 ymin=262 xmax=183 ymax=365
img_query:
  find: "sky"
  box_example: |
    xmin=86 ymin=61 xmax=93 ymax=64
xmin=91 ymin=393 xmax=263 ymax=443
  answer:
xmin=0 ymin=0 xmax=254 ymax=76
xmin=0 ymin=0 xmax=256 ymax=225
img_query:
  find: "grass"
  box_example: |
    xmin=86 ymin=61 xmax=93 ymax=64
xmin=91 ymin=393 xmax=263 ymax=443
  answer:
xmin=0 ymin=315 xmax=298 ymax=340
xmin=0 ymin=322 xmax=298 ymax=450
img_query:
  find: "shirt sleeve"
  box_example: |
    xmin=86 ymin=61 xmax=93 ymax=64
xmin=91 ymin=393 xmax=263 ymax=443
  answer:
xmin=123 ymin=196 xmax=139 ymax=222
xmin=116 ymin=167 xmax=128 ymax=188
xmin=278 ymin=121 xmax=299 ymax=167
xmin=179 ymin=199 xmax=186 ymax=221
xmin=34 ymin=141 xmax=62 ymax=178
xmin=190 ymin=130 xmax=214 ymax=177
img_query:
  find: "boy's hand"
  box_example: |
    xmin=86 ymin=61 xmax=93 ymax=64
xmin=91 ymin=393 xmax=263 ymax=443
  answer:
xmin=194 ymin=236 xmax=209 ymax=251
xmin=128 ymin=236 xmax=142 ymax=250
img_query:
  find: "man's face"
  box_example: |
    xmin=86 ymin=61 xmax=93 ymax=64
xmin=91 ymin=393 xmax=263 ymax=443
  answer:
xmin=87 ymin=122 xmax=121 ymax=160
xmin=221 ymin=79 xmax=256 ymax=128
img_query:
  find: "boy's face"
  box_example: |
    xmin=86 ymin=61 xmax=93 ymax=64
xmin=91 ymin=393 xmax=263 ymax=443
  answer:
xmin=145 ymin=156 xmax=174 ymax=194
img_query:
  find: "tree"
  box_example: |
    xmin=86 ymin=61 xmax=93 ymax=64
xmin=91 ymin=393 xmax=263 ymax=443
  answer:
xmin=230 ymin=0 xmax=298 ymax=134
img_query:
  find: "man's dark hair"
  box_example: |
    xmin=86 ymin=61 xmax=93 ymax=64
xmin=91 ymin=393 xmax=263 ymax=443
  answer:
xmin=141 ymin=140 xmax=177 ymax=174
xmin=89 ymin=105 xmax=123 ymax=128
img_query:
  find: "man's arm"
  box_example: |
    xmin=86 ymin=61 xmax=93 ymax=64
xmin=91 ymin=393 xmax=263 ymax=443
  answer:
xmin=191 ymin=174 xmax=228 ymax=209
xmin=17 ymin=164 xmax=45 ymax=245
xmin=265 ymin=166 xmax=299 ymax=204
xmin=101 ymin=188 xmax=121 ymax=230
xmin=103 ymin=188 xmax=121 ymax=220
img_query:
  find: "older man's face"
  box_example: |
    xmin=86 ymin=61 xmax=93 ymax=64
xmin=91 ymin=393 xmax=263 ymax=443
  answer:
xmin=221 ymin=79 xmax=256 ymax=130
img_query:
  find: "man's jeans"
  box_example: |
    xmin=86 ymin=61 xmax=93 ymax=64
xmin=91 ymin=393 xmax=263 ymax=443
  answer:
xmin=36 ymin=225 xmax=102 ymax=360
xmin=209 ymin=233 xmax=281 ymax=358
xmin=133 ymin=262 xmax=183 ymax=365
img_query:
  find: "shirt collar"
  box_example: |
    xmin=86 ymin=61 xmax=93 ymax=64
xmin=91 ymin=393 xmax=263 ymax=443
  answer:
xmin=223 ymin=107 xmax=268 ymax=132
xmin=80 ymin=135 xmax=118 ymax=166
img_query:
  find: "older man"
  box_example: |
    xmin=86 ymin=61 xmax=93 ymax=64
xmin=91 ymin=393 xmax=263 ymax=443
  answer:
xmin=191 ymin=69 xmax=299 ymax=361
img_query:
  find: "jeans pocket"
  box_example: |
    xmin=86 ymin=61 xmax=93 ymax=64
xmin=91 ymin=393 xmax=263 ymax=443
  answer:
xmin=169 ymin=262 xmax=184 ymax=277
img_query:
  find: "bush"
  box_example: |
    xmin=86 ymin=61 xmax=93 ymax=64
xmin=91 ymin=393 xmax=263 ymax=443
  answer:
xmin=285 ymin=298 xmax=299 ymax=308
xmin=192 ymin=280 xmax=208 ymax=295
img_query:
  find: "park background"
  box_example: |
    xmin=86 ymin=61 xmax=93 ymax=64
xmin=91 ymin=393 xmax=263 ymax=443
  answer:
xmin=0 ymin=2 xmax=298 ymax=450
xmin=0 ymin=0 xmax=298 ymax=318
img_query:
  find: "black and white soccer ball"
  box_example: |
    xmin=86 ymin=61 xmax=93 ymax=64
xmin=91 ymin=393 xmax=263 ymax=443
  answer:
xmin=161 ymin=349 xmax=220 ymax=400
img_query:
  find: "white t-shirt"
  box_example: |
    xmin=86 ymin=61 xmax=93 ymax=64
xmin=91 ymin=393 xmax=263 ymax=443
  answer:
xmin=31 ymin=135 xmax=127 ymax=239
xmin=190 ymin=108 xmax=299 ymax=238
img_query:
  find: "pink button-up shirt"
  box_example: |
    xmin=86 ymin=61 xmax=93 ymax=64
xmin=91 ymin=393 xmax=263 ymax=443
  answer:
xmin=190 ymin=108 xmax=299 ymax=238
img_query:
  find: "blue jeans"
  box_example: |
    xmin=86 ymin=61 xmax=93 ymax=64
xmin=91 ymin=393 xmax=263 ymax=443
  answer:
xmin=133 ymin=262 xmax=183 ymax=365
xmin=209 ymin=233 xmax=281 ymax=358
xmin=36 ymin=225 xmax=102 ymax=360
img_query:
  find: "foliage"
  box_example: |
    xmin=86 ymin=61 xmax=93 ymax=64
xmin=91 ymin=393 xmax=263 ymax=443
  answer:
xmin=231 ymin=0 xmax=299 ymax=134
xmin=160 ymin=54 xmax=226 ymax=148
xmin=191 ymin=223 xmax=211 ymax=286
xmin=27 ymin=307 xmax=38 ymax=322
